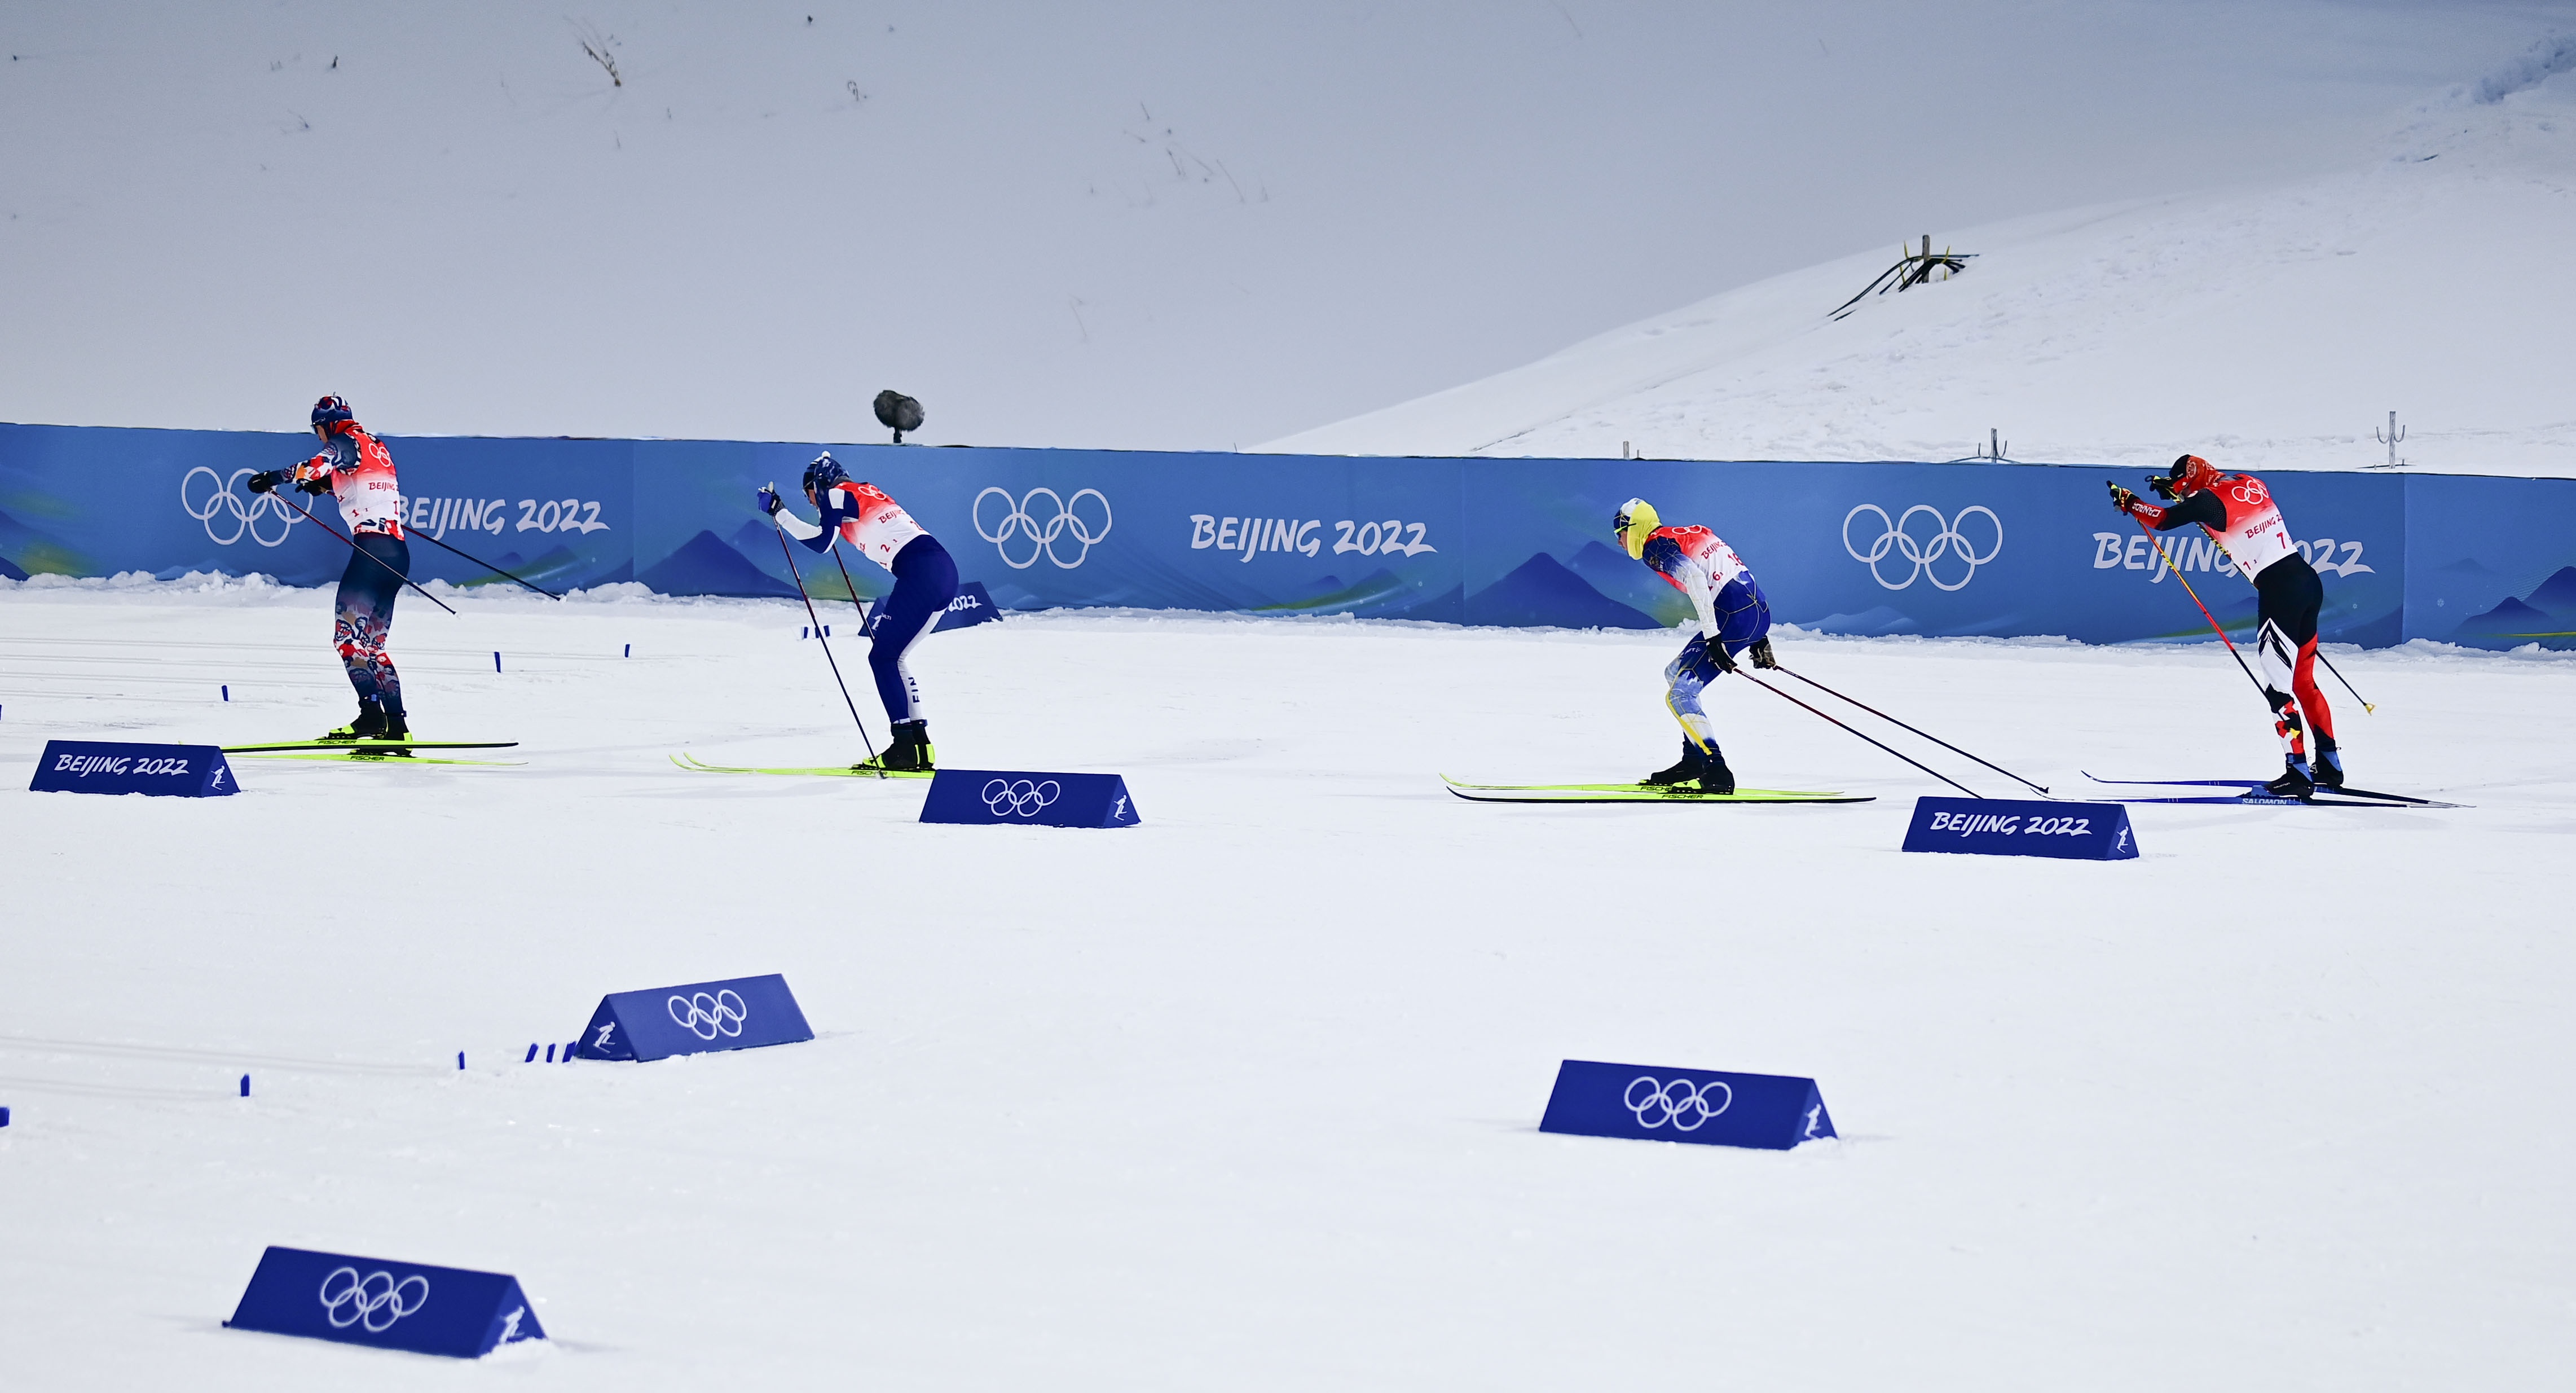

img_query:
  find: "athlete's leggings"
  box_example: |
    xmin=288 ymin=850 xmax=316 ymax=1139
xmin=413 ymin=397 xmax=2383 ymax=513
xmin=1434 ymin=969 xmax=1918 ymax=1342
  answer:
xmin=1663 ymin=579 xmax=1771 ymax=758
xmin=866 ymin=534 xmax=959 ymax=724
xmin=2254 ymin=555 xmax=2333 ymax=763
xmin=334 ymin=531 xmax=408 ymax=714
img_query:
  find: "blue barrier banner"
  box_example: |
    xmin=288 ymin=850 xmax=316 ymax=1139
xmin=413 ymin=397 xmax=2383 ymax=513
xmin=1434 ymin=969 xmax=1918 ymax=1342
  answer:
xmin=1900 ymin=797 xmax=2138 ymax=860
xmin=861 ymin=578 xmax=1002 ymax=638
xmin=1539 ymin=1060 xmax=1835 ymax=1150
xmin=224 ymin=1245 xmax=545 ymax=1359
xmin=574 ymin=972 xmax=814 ymax=1062
xmin=919 ymin=769 xmax=1141 ymax=829
xmin=12 ymin=419 xmax=2576 ymax=649
xmin=28 ymin=740 xmax=237 ymax=797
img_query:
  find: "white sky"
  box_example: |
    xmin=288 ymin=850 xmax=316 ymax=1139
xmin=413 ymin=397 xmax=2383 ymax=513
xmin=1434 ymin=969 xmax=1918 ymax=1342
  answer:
xmin=3 ymin=1 xmax=2569 ymax=449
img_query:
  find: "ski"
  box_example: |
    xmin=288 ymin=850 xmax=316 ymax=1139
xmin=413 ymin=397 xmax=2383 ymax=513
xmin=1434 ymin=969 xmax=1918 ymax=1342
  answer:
xmin=1442 ymin=776 xmax=1870 ymax=805
xmin=671 ymin=753 xmax=935 ymax=779
xmin=2081 ymin=772 xmax=2454 ymax=807
xmin=230 ymin=750 xmax=523 ymax=766
xmin=223 ymin=740 xmax=519 ymax=753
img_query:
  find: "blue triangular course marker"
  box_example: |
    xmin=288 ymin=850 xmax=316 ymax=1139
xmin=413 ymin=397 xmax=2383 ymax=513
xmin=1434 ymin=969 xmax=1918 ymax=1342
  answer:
xmin=1539 ymin=1060 xmax=1835 ymax=1150
xmin=224 ymin=1246 xmax=547 ymax=1358
xmin=574 ymin=973 xmax=814 ymax=1062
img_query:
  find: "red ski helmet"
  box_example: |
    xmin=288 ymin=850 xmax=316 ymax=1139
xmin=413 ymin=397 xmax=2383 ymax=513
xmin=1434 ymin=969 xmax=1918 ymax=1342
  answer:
xmin=2166 ymin=454 xmax=2218 ymax=496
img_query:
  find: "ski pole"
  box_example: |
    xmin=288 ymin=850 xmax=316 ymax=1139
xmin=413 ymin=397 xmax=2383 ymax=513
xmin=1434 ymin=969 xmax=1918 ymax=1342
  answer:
xmin=275 ymin=495 xmax=458 ymax=615
xmin=1773 ymin=663 xmax=2050 ymax=796
xmin=2132 ymin=515 xmax=2265 ymax=701
xmin=409 ymin=529 xmax=562 ymax=600
xmin=1737 ymin=671 xmax=1985 ymax=798
xmin=769 ymin=518 xmax=884 ymax=776
xmin=2313 ymin=651 xmax=2377 ymax=714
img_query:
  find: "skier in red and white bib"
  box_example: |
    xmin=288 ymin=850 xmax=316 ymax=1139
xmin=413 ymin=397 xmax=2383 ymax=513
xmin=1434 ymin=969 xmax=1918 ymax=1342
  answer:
xmin=758 ymin=454 xmax=958 ymax=772
xmin=1613 ymin=498 xmax=1777 ymax=795
xmin=245 ymin=396 xmax=414 ymax=745
xmin=2111 ymin=454 xmax=2339 ymax=796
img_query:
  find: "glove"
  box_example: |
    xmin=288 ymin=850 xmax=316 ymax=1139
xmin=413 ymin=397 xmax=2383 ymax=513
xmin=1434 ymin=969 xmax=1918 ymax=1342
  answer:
xmin=245 ymin=470 xmax=282 ymax=494
xmin=2107 ymin=482 xmax=2139 ymax=514
xmin=2148 ymin=473 xmax=2179 ymax=502
xmin=1690 ymin=635 xmax=1737 ymax=677
xmin=758 ymin=484 xmax=783 ymax=516
xmin=298 ymin=473 xmax=333 ymax=495
xmin=1749 ymin=637 xmax=1778 ymax=670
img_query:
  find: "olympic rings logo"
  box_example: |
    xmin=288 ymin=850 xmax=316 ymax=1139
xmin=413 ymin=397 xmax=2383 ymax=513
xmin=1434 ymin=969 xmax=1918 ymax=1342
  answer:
xmin=319 ymin=1267 xmax=430 ymax=1333
xmin=667 ymin=988 xmax=747 ymax=1040
xmin=1842 ymin=503 xmax=2003 ymax=591
xmin=180 ymin=466 xmax=305 ymax=547
xmin=2229 ymin=480 xmax=2268 ymax=506
xmin=1623 ymin=1074 xmax=1733 ymax=1131
xmin=973 ymin=486 xmax=1113 ymax=569
xmin=981 ymin=777 xmax=1062 ymax=818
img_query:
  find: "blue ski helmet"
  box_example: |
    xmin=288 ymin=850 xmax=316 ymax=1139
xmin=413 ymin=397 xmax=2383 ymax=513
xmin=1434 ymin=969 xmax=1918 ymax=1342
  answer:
xmin=311 ymin=394 xmax=354 ymax=428
xmin=802 ymin=452 xmax=849 ymax=496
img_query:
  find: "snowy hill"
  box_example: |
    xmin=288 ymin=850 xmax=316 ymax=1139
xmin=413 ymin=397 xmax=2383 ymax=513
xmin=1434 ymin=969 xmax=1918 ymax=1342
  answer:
xmin=1265 ymin=36 xmax=2576 ymax=477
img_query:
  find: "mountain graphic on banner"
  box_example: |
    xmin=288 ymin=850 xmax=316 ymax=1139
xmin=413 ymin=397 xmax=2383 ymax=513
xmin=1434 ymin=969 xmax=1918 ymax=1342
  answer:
xmin=2518 ymin=565 xmax=2576 ymax=616
xmin=1561 ymin=539 xmax=1690 ymax=626
xmin=637 ymin=531 xmax=799 ymax=598
xmin=1467 ymin=552 xmax=1659 ymax=630
xmin=2454 ymin=594 xmax=2564 ymax=638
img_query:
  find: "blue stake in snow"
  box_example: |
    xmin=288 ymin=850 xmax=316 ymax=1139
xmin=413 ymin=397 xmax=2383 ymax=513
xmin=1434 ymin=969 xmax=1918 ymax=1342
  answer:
xmin=1 ymin=1106 xmax=12 ymax=1127
xmin=222 ymin=685 xmax=230 ymax=701
xmin=457 ymin=1051 xmax=466 ymax=1070
xmin=239 ymin=1074 xmax=250 ymax=1097
xmin=494 ymin=651 xmax=503 ymax=673
xmin=523 ymin=1044 xmax=538 ymax=1062
xmin=544 ymin=1043 xmax=555 ymax=1063
xmin=561 ymin=1043 xmax=574 ymax=1064
xmin=623 ymin=643 xmax=631 ymax=657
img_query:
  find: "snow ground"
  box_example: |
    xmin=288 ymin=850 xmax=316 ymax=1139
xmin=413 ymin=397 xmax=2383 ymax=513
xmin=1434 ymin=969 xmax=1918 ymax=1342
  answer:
xmin=1267 ymin=38 xmax=2576 ymax=476
xmin=3 ymin=581 xmax=2573 ymax=1390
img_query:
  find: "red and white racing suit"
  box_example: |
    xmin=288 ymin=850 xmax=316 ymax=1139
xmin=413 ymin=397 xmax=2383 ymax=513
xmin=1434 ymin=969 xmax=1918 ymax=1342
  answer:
xmin=2125 ymin=473 xmax=2335 ymax=767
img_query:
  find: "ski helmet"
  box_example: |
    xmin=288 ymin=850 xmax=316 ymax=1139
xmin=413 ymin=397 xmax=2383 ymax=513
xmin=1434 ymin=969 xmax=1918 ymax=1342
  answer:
xmin=1613 ymin=498 xmax=1661 ymax=559
xmin=803 ymin=452 xmax=849 ymax=496
xmin=310 ymin=394 xmax=354 ymax=428
xmin=2167 ymin=454 xmax=2217 ymax=496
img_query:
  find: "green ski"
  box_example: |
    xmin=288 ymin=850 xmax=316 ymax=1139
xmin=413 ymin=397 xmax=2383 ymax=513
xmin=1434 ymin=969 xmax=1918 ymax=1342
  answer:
xmin=671 ymin=753 xmax=934 ymax=779
xmin=223 ymin=740 xmax=518 ymax=753
xmin=1442 ymin=775 xmax=1870 ymax=805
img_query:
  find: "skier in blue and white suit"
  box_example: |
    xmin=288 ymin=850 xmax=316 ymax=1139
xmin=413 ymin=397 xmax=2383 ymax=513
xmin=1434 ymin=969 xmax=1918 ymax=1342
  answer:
xmin=1613 ymin=497 xmax=1777 ymax=794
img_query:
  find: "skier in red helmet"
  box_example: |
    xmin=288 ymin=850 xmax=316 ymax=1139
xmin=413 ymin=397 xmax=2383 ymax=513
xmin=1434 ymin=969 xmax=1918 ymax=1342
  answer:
xmin=2111 ymin=454 xmax=2339 ymax=797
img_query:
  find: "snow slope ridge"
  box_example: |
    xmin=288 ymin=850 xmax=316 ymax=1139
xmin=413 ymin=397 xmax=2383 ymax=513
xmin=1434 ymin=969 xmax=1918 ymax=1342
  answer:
xmin=1264 ymin=42 xmax=2576 ymax=477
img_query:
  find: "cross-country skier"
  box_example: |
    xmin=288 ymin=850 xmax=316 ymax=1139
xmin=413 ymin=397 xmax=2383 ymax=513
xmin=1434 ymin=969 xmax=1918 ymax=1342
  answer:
xmin=1612 ymin=498 xmax=1778 ymax=794
xmin=758 ymin=454 xmax=958 ymax=771
xmin=246 ymin=396 xmax=412 ymax=745
xmin=2110 ymin=453 xmax=2340 ymax=796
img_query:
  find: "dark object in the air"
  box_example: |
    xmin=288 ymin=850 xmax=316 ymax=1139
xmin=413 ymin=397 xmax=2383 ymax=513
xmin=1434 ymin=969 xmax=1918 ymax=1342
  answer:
xmin=1829 ymin=235 xmax=1975 ymax=320
xmin=874 ymin=390 xmax=925 ymax=443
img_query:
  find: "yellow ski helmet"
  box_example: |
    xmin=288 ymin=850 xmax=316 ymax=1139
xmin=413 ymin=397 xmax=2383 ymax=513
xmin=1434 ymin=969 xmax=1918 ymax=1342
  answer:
xmin=1613 ymin=498 xmax=1660 ymax=559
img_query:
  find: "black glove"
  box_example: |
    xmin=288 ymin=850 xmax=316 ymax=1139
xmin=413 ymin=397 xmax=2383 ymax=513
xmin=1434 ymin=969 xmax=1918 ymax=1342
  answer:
xmin=298 ymin=473 xmax=333 ymax=495
xmin=758 ymin=484 xmax=784 ymax=516
xmin=2107 ymin=481 xmax=2139 ymax=514
xmin=1699 ymin=636 xmax=1738 ymax=675
xmin=245 ymin=470 xmax=282 ymax=494
xmin=2147 ymin=472 xmax=2179 ymax=502
xmin=1749 ymin=637 xmax=1778 ymax=670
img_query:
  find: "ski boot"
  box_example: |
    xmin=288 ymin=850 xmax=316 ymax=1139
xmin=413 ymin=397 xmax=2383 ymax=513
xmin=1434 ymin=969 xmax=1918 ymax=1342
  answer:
xmin=322 ymin=700 xmax=386 ymax=742
xmin=2313 ymin=740 xmax=2345 ymax=789
xmin=1643 ymin=739 xmax=1706 ymax=787
xmin=357 ymin=709 xmax=414 ymax=758
xmin=2262 ymin=758 xmax=2315 ymax=800
xmin=854 ymin=720 xmax=935 ymax=774
xmin=1697 ymin=755 xmax=1737 ymax=796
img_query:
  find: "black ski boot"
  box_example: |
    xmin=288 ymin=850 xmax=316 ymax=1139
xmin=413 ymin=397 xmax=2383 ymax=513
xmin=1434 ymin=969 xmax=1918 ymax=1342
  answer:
xmin=856 ymin=720 xmax=935 ymax=774
xmin=323 ymin=701 xmax=386 ymax=742
xmin=1643 ymin=739 xmax=1706 ymax=787
xmin=2262 ymin=759 xmax=2315 ymax=800
xmin=2313 ymin=740 xmax=2345 ymax=789
xmin=360 ymin=709 xmax=414 ymax=758
xmin=1698 ymin=754 xmax=1737 ymax=796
